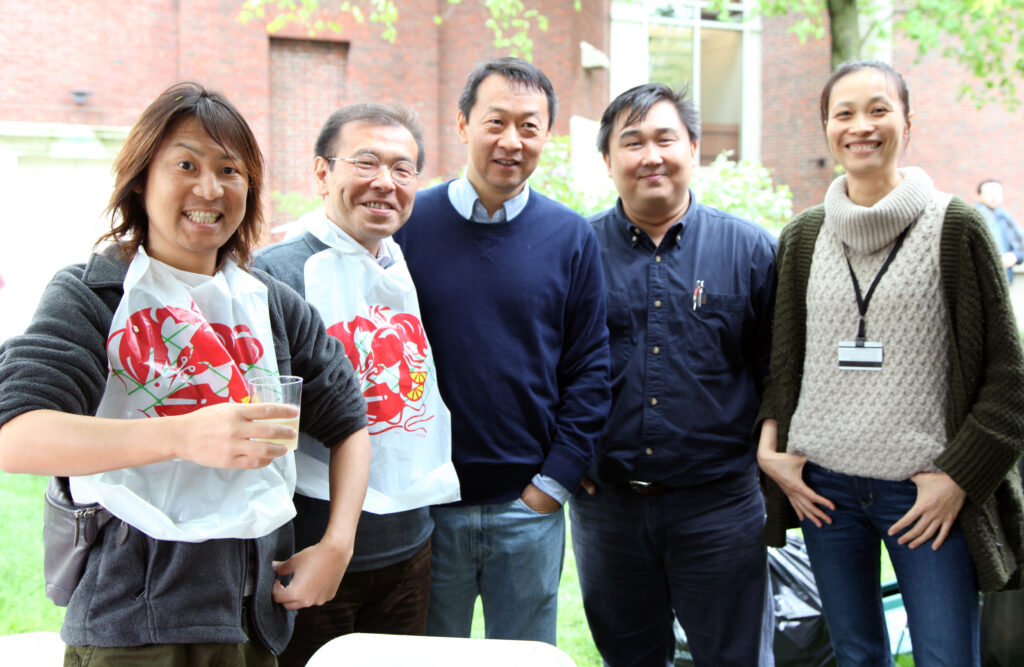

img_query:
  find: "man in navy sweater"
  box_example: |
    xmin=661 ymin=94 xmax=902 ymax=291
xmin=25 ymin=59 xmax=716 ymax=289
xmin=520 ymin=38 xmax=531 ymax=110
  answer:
xmin=395 ymin=57 xmax=611 ymax=645
xmin=571 ymin=83 xmax=777 ymax=666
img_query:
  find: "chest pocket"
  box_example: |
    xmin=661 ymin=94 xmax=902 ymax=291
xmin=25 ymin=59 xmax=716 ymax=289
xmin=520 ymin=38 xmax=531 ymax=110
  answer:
xmin=685 ymin=292 xmax=747 ymax=375
xmin=606 ymin=289 xmax=637 ymax=378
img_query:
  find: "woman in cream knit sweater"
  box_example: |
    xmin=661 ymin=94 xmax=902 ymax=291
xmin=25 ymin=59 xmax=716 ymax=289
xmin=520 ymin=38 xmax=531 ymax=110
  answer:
xmin=757 ymin=61 xmax=1024 ymax=666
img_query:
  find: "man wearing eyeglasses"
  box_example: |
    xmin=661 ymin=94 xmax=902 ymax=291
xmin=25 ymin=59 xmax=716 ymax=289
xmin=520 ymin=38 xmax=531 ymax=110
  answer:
xmin=254 ymin=103 xmax=460 ymax=667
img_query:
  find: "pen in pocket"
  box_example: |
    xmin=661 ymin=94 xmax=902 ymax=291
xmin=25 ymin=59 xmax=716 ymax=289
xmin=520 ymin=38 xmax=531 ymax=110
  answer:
xmin=692 ymin=280 xmax=705 ymax=310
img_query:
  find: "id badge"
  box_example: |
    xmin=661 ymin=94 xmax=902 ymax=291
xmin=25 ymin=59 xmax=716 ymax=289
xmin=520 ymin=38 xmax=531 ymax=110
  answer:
xmin=838 ymin=341 xmax=883 ymax=371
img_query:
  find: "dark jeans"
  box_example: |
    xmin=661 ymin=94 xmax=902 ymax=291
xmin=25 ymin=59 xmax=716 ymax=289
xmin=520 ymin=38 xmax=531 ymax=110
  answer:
xmin=801 ymin=463 xmax=979 ymax=667
xmin=570 ymin=471 xmax=771 ymax=667
xmin=277 ymin=539 xmax=432 ymax=667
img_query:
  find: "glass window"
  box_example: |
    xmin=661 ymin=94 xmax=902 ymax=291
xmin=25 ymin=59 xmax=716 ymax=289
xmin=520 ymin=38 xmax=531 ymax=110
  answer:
xmin=608 ymin=1 xmax=760 ymax=162
xmin=643 ymin=1 xmax=747 ymax=163
xmin=649 ymin=23 xmax=694 ymax=88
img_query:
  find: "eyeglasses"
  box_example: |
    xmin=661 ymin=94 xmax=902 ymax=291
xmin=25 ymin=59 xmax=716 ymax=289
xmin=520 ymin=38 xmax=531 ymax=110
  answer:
xmin=326 ymin=154 xmax=419 ymax=186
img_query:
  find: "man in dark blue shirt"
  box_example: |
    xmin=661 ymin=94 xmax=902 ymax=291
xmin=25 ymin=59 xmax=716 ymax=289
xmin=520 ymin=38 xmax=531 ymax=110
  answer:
xmin=570 ymin=83 xmax=777 ymax=666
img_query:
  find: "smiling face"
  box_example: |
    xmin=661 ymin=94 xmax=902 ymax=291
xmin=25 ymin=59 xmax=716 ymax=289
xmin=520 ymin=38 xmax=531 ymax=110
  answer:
xmin=604 ymin=100 xmax=697 ymax=241
xmin=140 ymin=116 xmax=248 ymax=275
xmin=315 ymin=120 xmax=419 ymax=255
xmin=825 ymin=67 xmax=911 ymax=185
xmin=458 ymin=74 xmax=550 ymax=216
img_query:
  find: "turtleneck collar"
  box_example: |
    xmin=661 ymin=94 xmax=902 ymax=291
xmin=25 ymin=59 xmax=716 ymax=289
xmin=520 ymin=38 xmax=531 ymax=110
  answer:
xmin=825 ymin=167 xmax=933 ymax=254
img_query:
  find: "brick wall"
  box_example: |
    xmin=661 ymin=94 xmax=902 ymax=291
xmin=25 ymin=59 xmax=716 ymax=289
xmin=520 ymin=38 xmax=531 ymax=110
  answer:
xmin=8 ymin=2 xmax=1019 ymax=222
xmin=760 ymin=15 xmax=834 ymax=214
xmin=761 ymin=14 xmax=1024 ymax=217
xmin=434 ymin=0 xmax=610 ymax=178
xmin=2 ymin=0 xmax=610 ymax=229
xmin=0 ymin=0 xmax=180 ymax=126
xmin=895 ymin=39 xmax=1024 ymax=214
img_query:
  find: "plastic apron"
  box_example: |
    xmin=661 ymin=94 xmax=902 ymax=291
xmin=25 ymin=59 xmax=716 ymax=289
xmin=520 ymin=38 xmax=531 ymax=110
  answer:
xmin=298 ymin=211 xmax=459 ymax=513
xmin=70 ymin=248 xmax=295 ymax=542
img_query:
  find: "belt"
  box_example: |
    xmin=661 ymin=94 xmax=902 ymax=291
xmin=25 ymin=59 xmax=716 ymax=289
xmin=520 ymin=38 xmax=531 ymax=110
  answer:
xmin=626 ymin=480 xmax=674 ymax=496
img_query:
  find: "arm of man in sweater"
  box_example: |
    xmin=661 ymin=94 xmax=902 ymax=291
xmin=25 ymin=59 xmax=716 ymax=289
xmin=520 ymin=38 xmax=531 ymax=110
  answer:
xmin=527 ymin=230 xmax=611 ymax=510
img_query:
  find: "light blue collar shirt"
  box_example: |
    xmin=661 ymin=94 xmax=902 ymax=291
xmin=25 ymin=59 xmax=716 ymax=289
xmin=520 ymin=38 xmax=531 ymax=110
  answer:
xmin=448 ymin=173 xmax=531 ymax=223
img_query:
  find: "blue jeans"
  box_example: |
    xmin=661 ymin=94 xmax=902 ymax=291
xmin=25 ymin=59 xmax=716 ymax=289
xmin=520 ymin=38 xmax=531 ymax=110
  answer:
xmin=570 ymin=471 xmax=773 ymax=667
xmin=425 ymin=499 xmax=565 ymax=644
xmin=801 ymin=463 xmax=980 ymax=667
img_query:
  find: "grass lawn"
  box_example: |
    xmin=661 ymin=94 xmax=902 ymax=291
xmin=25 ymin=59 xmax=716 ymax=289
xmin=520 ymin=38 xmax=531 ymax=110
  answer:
xmin=0 ymin=472 xmax=65 ymax=634
xmin=0 ymin=472 xmax=602 ymax=664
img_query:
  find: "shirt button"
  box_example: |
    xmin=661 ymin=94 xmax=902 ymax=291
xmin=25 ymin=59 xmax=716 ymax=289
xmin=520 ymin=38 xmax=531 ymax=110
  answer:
xmin=650 ymin=397 xmax=658 ymax=406
xmin=676 ymin=234 xmax=682 ymax=242
xmin=655 ymin=255 xmax=662 ymax=263
xmin=652 ymin=346 xmax=660 ymax=354
xmin=631 ymin=236 xmax=638 ymax=243
xmin=645 ymin=447 xmax=653 ymax=456
xmin=654 ymin=300 xmax=662 ymax=308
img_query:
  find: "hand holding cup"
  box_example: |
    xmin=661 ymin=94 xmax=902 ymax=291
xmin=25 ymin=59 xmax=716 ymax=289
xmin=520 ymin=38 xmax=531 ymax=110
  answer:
xmin=246 ymin=375 xmax=303 ymax=451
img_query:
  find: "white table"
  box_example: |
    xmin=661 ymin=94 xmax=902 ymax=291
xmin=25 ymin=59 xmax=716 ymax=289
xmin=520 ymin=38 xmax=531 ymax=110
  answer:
xmin=306 ymin=632 xmax=578 ymax=666
xmin=0 ymin=631 xmax=65 ymax=665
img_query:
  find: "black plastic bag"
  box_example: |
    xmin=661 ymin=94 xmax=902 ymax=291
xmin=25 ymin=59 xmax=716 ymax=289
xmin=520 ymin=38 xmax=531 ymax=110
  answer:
xmin=768 ymin=534 xmax=835 ymax=666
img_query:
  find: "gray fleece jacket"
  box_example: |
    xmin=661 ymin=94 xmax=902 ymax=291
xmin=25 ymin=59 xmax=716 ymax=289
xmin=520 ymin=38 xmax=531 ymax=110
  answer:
xmin=0 ymin=246 xmax=368 ymax=653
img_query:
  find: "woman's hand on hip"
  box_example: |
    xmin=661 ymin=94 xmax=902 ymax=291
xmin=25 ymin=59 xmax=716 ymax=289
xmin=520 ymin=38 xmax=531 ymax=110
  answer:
xmin=757 ymin=419 xmax=835 ymax=527
xmin=888 ymin=472 xmax=966 ymax=550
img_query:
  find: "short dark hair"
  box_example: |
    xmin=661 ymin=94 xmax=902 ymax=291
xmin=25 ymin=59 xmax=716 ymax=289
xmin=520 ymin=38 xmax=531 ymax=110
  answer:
xmin=978 ymin=178 xmax=1002 ymax=194
xmin=315 ymin=103 xmax=426 ymax=172
xmin=597 ymin=83 xmax=700 ymax=155
xmin=100 ymin=81 xmax=265 ymax=268
xmin=457 ymin=57 xmax=557 ymax=127
xmin=819 ymin=60 xmax=911 ymax=130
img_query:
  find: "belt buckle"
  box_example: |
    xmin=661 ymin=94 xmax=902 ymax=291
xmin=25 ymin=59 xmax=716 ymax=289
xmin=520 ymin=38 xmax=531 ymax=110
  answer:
xmin=628 ymin=480 xmax=654 ymax=493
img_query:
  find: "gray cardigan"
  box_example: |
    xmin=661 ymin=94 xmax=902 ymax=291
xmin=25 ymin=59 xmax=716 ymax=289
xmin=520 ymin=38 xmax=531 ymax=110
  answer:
xmin=0 ymin=246 xmax=368 ymax=652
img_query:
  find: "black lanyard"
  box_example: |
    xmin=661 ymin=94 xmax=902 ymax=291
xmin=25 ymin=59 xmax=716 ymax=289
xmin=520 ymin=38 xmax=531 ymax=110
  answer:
xmin=841 ymin=227 xmax=910 ymax=344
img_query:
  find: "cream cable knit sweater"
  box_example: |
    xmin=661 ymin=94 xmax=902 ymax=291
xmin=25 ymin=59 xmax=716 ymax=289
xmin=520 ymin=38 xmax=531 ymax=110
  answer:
xmin=788 ymin=167 xmax=954 ymax=479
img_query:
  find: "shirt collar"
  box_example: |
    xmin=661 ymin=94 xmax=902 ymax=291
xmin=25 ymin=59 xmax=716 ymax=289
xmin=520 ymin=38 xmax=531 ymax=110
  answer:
xmin=318 ymin=208 xmax=394 ymax=268
xmin=614 ymin=194 xmax=692 ymax=249
xmin=449 ymin=173 xmax=531 ymax=223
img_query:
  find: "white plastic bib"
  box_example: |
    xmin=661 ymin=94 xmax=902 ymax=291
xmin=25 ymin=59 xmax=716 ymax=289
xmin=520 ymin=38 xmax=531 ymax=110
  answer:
xmin=71 ymin=248 xmax=296 ymax=541
xmin=297 ymin=210 xmax=459 ymax=513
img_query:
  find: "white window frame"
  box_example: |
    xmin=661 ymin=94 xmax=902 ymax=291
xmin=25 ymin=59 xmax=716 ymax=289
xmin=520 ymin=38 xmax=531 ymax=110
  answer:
xmin=608 ymin=0 xmax=762 ymax=161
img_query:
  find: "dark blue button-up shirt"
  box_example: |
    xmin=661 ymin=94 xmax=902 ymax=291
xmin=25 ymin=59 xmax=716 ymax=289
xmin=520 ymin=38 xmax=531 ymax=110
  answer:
xmin=590 ymin=194 xmax=777 ymax=487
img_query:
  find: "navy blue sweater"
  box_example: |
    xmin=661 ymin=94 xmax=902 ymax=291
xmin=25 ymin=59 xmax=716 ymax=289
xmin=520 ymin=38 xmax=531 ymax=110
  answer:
xmin=395 ymin=183 xmax=611 ymax=504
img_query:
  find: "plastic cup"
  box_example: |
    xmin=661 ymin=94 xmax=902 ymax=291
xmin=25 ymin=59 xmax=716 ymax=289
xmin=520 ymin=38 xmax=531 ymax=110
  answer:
xmin=246 ymin=375 xmax=302 ymax=451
